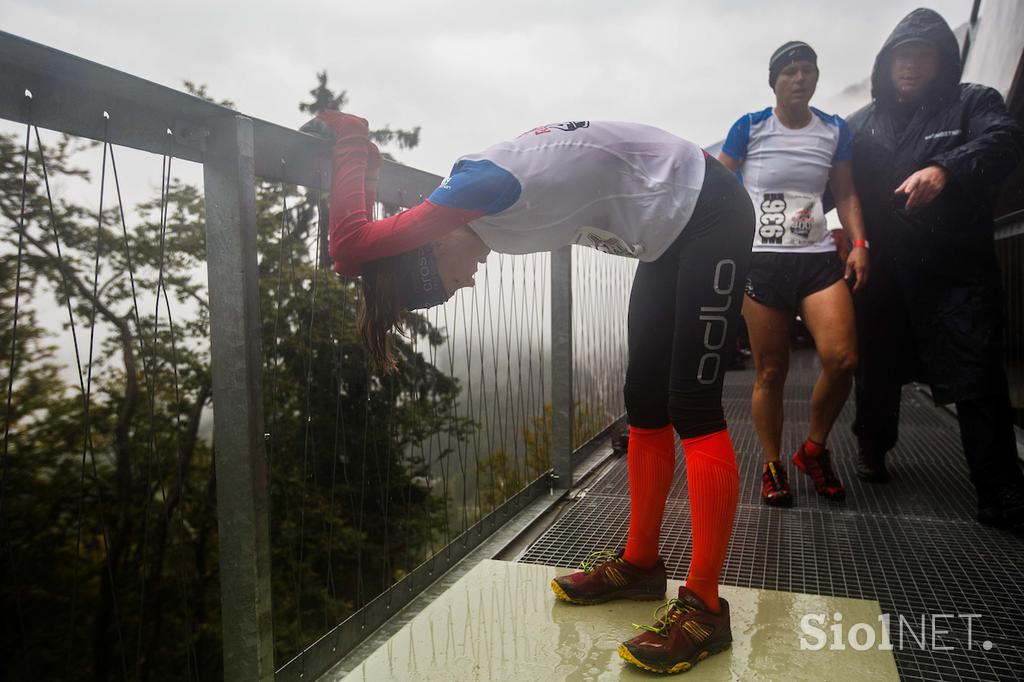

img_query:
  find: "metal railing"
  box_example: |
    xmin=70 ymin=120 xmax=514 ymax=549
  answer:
xmin=0 ymin=31 xmax=634 ymax=682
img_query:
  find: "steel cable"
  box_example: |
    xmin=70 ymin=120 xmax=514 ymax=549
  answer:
xmin=123 ymin=139 xmax=199 ymax=680
xmin=295 ymin=171 xmax=327 ymax=650
xmin=31 ymin=124 xmax=96 ymax=673
xmin=79 ymin=113 xmax=130 ymax=681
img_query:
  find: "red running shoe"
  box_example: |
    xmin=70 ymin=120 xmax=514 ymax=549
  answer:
xmin=793 ymin=442 xmax=846 ymax=501
xmin=761 ymin=461 xmax=793 ymax=507
xmin=551 ymin=550 xmax=666 ymax=605
xmin=618 ymin=585 xmax=732 ymax=674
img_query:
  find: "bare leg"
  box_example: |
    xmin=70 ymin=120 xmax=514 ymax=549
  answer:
xmin=742 ymin=296 xmax=793 ymax=463
xmin=799 ymin=281 xmax=858 ymax=444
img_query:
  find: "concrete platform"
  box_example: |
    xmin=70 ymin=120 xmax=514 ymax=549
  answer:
xmin=340 ymin=559 xmax=898 ymax=681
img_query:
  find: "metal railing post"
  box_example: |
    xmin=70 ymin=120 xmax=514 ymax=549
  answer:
xmin=203 ymin=115 xmax=275 ymax=681
xmin=551 ymin=245 xmax=574 ymax=488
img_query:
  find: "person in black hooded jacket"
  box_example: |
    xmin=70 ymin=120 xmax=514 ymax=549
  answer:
xmin=846 ymin=7 xmax=1024 ymax=526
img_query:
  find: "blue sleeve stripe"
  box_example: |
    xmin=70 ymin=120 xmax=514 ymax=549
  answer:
xmin=834 ymin=116 xmax=854 ymax=163
xmin=721 ymin=114 xmax=751 ymax=161
xmin=810 ymin=108 xmax=854 ymax=163
xmin=810 ymin=106 xmax=835 ymax=126
xmin=427 ymin=159 xmax=522 ymax=215
xmin=749 ymin=107 xmax=774 ymax=125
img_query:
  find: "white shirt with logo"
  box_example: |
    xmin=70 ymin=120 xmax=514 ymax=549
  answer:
xmin=428 ymin=121 xmax=707 ymax=262
xmin=722 ymin=107 xmax=853 ymax=254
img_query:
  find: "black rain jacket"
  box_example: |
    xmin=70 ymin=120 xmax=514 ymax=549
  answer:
xmin=846 ymin=8 xmax=1024 ymax=403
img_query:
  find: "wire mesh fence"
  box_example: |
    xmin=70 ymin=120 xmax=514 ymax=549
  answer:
xmin=0 ymin=83 xmax=635 ymax=682
xmin=0 ymin=31 xmax=644 ymax=681
xmin=571 ymin=246 xmax=634 ymax=447
xmin=260 ymin=189 xmax=558 ymax=668
xmin=0 ymin=112 xmax=214 ymax=681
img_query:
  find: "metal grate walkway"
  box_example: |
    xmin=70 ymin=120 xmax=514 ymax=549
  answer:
xmin=519 ymin=351 xmax=1024 ymax=682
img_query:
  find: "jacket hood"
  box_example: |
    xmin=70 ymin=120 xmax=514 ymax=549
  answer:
xmin=870 ymin=8 xmax=962 ymax=106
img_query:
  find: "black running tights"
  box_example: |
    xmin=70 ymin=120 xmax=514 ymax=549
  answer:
xmin=623 ymin=156 xmax=754 ymax=439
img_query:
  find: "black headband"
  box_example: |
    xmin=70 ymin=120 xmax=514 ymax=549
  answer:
xmin=769 ymin=41 xmax=818 ymax=88
xmin=397 ymin=245 xmax=448 ymax=310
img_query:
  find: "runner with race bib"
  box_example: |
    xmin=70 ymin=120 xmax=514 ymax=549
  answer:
xmin=718 ymin=40 xmax=870 ymax=508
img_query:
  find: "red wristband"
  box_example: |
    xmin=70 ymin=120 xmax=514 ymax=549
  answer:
xmin=852 ymin=239 xmax=869 ymax=250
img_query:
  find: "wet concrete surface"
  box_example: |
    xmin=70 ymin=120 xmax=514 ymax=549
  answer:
xmin=341 ymin=559 xmax=898 ymax=681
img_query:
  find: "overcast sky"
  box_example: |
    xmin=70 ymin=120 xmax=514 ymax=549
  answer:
xmin=5 ymin=0 xmax=972 ymax=175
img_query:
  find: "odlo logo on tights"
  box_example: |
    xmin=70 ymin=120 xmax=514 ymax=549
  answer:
xmin=697 ymin=259 xmax=736 ymax=385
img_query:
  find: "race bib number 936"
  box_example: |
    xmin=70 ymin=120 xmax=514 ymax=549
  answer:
xmin=757 ymin=191 xmax=826 ymax=246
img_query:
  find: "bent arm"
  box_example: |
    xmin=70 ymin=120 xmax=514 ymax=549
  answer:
xmin=828 ymin=161 xmax=867 ymax=243
xmin=928 ymin=86 xmax=1024 ymax=195
xmin=331 ymin=201 xmax=481 ymax=276
xmin=829 ymin=160 xmax=870 ymax=289
xmin=327 ymin=126 xmax=480 ymax=276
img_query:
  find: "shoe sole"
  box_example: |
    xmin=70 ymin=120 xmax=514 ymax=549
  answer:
xmin=550 ymin=579 xmax=665 ymax=605
xmin=793 ymin=455 xmax=846 ymax=501
xmin=618 ymin=640 xmax=732 ymax=674
xmin=762 ymin=494 xmax=793 ymax=508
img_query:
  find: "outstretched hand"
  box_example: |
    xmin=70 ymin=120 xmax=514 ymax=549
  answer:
xmin=895 ymin=165 xmax=949 ymax=211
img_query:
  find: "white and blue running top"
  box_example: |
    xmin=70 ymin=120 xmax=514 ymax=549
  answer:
xmin=428 ymin=121 xmax=707 ymax=261
xmin=722 ymin=107 xmax=852 ymax=254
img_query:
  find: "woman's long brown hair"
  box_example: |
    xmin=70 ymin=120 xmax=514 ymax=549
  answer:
xmin=358 ymin=257 xmax=405 ymax=371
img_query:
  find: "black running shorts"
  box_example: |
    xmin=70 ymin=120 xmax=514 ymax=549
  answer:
xmin=743 ymin=251 xmax=844 ymax=312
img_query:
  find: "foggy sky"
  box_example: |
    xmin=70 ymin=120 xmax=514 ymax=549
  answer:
xmin=5 ymin=0 xmax=971 ymax=174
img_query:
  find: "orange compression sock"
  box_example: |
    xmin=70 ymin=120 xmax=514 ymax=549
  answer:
xmin=683 ymin=428 xmax=739 ymax=612
xmin=622 ymin=425 xmax=676 ymax=569
xmin=801 ymin=438 xmax=826 ymax=457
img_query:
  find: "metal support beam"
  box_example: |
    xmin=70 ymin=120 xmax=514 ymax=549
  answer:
xmin=551 ymin=246 xmax=574 ymax=488
xmin=203 ymin=115 xmax=274 ymax=682
xmin=0 ymin=30 xmax=443 ymax=201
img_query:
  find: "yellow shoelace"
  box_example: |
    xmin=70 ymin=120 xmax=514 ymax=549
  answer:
xmin=632 ymin=598 xmax=697 ymax=635
xmin=579 ymin=549 xmax=620 ymax=573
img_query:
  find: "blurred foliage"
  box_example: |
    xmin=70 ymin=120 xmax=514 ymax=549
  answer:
xmin=478 ymin=401 xmax=608 ymax=511
xmin=0 ymin=75 xmax=469 ymax=681
xmin=299 ymin=71 xmax=421 ymax=156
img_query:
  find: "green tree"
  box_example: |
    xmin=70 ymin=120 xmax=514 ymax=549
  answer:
xmin=478 ymin=400 xmax=609 ymax=511
xmin=300 ymin=71 xmax=421 ymax=154
xmin=0 ymin=72 xmax=467 ymax=681
xmin=0 ymin=129 xmax=218 ymax=681
xmin=478 ymin=406 xmax=552 ymax=511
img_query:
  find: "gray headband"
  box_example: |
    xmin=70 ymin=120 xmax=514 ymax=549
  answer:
xmin=769 ymin=41 xmax=818 ymax=88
